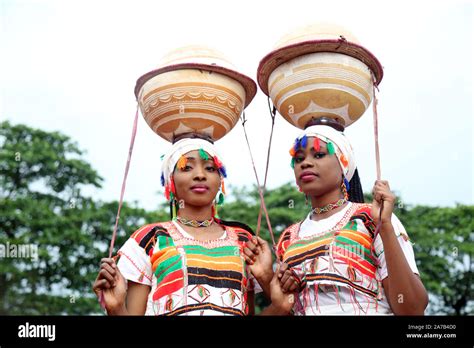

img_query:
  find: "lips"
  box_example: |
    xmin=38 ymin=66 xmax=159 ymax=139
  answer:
xmin=299 ymin=171 xmax=318 ymax=182
xmin=190 ymin=184 xmax=209 ymax=193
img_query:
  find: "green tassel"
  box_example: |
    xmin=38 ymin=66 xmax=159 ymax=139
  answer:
xmin=327 ymin=142 xmax=335 ymax=155
xmin=217 ymin=192 xmax=225 ymax=205
xmin=290 ymin=157 xmax=295 ymax=169
xmin=172 ymin=202 xmax=177 ymax=220
xmin=160 ymin=154 xmax=165 ymax=160
xmin=198 ymin=148 xmax=209 ymax=161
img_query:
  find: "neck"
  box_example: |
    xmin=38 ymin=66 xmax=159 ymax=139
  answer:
xmin=176 ymin=204 xmax=213 ymax=221
xmin=309 ymin=189 xmax=347 ymax=220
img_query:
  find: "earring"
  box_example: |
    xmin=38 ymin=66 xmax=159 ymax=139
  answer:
xmin=217 ymin=192 xmax=225 ymax=206
xmin=341 ymin=177 xmax=349 ymax=200
xmin=168 ymin=176 xmax=178 ymax=220
xmin=305 ymin=194 xmax=309 ymax=206
xmin=169 ymin=196 xmax=178 ymax=220
xmin=212 ymin=194 xmax=224 ymax=220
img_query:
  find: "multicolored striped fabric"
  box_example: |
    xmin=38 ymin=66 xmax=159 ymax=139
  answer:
xmin=277 ymin=203 xmax=386 ymax=314
xmin=119 ymin=220 xmax=255 ymax=316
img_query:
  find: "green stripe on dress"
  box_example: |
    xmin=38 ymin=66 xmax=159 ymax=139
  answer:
xmin=158 ymin=235 xmax=175 ymax=249
xmin=155 ymin=255 xmax=182 ymax=282
xmin=183 ymin=245 xmax=238 ymax=257
xmin=286 ymin=232 xmax=334 ymax=250
xmin=334 ymin=236 xmax=375 ymax=266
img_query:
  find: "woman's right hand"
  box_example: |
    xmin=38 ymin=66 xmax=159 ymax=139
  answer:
xmin=92 ymin=258 xmax=127 ymax=314
xmin=269 ymin=263 xmax=296 ymax=315
xmin=243 ymin=236 xmax=273 ymax=283
xmin=278 ymin=262 xmax=301 ymax=293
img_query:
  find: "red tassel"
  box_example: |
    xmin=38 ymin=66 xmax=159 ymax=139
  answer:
xmin=340 ymin=153 xmax=349 ymax=168
xmin=213 ymin=156 xmax=223 ymax=168
xmin=170 ymin=177 xmax=176 ymax=195
xmin=313 ymin=137 xmax=320 ymax=152
xmin=164 ymin=184 xmax=170 ymax=200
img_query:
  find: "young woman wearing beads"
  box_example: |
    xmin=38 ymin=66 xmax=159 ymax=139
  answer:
xmin=244 ymin=124 xmax=428 ymax=315
xmin=92 ymin=135 xmax=292 ymax=316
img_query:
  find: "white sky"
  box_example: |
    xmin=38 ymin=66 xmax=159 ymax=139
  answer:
xmin=1 ymin=0 xmax=473 ymax=210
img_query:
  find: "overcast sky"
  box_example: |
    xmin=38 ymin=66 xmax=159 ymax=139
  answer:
xmin=1 ymin=0 xmax=472 ymax=211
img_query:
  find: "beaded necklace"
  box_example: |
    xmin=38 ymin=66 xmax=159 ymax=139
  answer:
xmin=310 ymin=198 xmax=347 ymax=215
xmin=175 ymin=216 xmax=214 ymax=228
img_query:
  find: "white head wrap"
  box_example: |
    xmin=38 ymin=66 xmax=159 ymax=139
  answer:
xmin=294 ymin=125 xmax=356 ymax=181
xmin=161 ymin=138 xmax=226 ymax=189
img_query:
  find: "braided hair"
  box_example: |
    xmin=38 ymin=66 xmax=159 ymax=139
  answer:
xmin=348 ymin=168 xmax=364 ymax=203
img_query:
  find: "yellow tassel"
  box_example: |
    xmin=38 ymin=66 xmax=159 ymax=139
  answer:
xmin=177 ymin=155 xmax=187 ymax=170
xmin=221 ymin=179 xmax=226 ymax=195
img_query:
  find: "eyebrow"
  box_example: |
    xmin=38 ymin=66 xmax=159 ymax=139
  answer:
xmin=295 ymin=146 xmax=327 ymax=154
xmin=184 ymin=156 xmax=215 ymax=163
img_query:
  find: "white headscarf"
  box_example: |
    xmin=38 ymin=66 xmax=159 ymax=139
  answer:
xmin=161 ymin=138 xmax=226 ymax=190
xmin=294 ymin=125 xmax=356 ymax=181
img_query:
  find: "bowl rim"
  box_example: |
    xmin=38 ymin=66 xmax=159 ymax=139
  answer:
xmin=135 ymin=63 xmax=257 ymax=108
xmin=257 ymin=38 xmax=384 ymax=96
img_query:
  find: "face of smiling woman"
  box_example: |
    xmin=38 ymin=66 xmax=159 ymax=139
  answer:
xmin=172 ymin=150 xmax=221 ymax=209
xmin=293 ymin=137 xmax=344 ymax=200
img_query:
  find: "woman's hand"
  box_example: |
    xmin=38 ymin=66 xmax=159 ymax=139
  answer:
xmin=269 ymin=264 xmax=296 ymax=315
xmin=371 ymin=180 xmax=396 ymax=225
xmin=278 ymin=262 xmax=300 ymax=293
xmin=243 ymin=236 xmax=273 ymax=283
xmin=92 ymin=258 xmax=127 ymax=314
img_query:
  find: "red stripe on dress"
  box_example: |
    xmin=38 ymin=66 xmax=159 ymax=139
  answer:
xmin=332 ymin=245 xmax=376 ymax=278
xmin=132 ymin=224 xmax=159 ymax=243
xmin=152 ymin=269 xmax=184 ymax=301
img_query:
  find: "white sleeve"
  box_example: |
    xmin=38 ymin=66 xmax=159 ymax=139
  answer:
xmin=373 ymin=213 xmax=420 ymax=280
xmin=247 ymin=266 xmax=263 ymax=294
xmin=246 ymin=266 xmax=263 ymax=294
xmin=117 ymin=238 xmax=153 ymax=286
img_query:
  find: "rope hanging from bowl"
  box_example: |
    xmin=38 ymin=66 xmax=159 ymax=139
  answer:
xmin=371 ymin=72 xmax=384 ymax=240
xmin=255 ymin=97 xmax=277 ymax=238
xmin=239 ymin=111 xmax=277 ymax=249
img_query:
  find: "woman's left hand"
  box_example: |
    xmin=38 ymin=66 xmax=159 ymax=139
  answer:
xmin=371 ymin=180 xmax=396 ymax=224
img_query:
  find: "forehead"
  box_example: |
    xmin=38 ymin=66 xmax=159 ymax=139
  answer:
xmin=182 ymin=149 xmax=212 ymax=160
xmin=295 ymin=136 xmax=328 ymax=149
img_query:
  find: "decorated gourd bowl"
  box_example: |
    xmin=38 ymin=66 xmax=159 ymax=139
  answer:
xmin=257 ymin=23 xmax=383 ymax=129
xmin=135 ymin=45 xmax=257 ymax=142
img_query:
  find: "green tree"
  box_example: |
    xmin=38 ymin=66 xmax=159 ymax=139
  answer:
xmin=0 ymin=121 xmax=167 ymax=314
xmin=396 ymin=204 xmax=473 ymax=315
xmin=2 ymin=121 xmax=471 ymax=315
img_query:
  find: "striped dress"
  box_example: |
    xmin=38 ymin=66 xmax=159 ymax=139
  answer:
xmin=117 ymin=220 xmax=258 ymax=316
xmin=277 ymin=202 xmax=419 ymax=315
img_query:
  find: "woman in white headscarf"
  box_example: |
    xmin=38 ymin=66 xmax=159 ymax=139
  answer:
xmin=244 ymin=124 xmax=428 ymax=315
xmin=92 ymin=135 xmax=290 ymax=316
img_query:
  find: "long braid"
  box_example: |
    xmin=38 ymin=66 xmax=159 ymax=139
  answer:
xmin=348 ymin=168 xmax=364 ymax=203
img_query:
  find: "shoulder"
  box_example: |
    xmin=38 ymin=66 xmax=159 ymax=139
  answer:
xmin=350 ymin=202 xmax=373 ymax=216
xmin=350 ymin=203 xmax=411 ymax=241
xmin=129 ymin=221 xmax=172 ymax=250
xmin=349 ymin=203 xmax=376 ymax=224
xmin=277 ymin=221 xmax=302 ymax=257
xmin=219 ymin=219 xmax=255 ymax=243
xmin=280 ymin=222 xmax=301 ymax=240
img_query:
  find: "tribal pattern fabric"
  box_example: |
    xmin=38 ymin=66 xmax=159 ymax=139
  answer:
xmin=277 ymin=203 xmax=413 ymax=315
xmin=118 ymin=220 xmax=255 ymax=316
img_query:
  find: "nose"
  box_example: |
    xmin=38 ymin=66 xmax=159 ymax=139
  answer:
xmin=300 ymin=157 xmax=314 ymax=169
xmin=193 ymin=166 xmax=206 ymax=181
